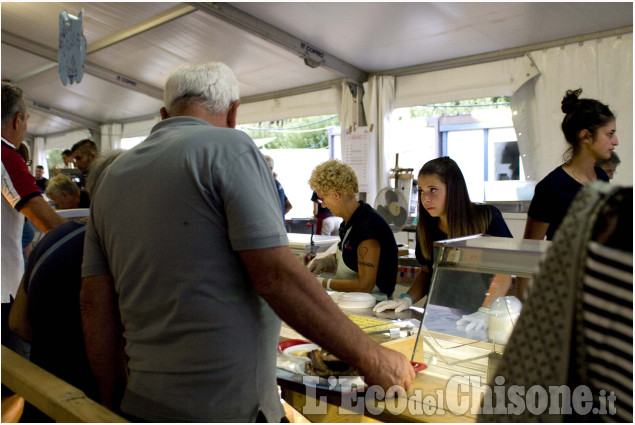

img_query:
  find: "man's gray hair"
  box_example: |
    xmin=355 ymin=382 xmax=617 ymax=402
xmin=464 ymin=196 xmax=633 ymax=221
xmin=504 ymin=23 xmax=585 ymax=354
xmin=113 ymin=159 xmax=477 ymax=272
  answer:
xmin=2 ymin=82 xmax=26 ymax=127
xmin=163 ymin=62 xmax=239 ymax=115
xmin=45 ymin=174 xmax=80 ymax=198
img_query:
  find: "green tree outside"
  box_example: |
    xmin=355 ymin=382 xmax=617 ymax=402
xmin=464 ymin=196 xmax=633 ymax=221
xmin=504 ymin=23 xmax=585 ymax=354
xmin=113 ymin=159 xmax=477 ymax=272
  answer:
xmin=238 ymin=115 xmax=339 ymax=149
xmin=407 ymin=96 xmax=511 ymax=119
xmin=238 ymin=97 xmax=510 ymax=149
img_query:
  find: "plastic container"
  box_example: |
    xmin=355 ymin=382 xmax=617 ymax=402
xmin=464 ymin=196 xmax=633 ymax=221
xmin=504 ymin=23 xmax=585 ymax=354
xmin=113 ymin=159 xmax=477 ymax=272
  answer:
xmin=487 ymin=296 xmax=522 ymax=345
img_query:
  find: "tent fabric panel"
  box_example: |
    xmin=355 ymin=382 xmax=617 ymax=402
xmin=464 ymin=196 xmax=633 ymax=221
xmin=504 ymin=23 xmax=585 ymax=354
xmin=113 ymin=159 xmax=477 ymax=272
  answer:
xmin=237 ymin=88 xmax=339 ymax=124
xmin=394 ymin=55 xmax=539 ymax=109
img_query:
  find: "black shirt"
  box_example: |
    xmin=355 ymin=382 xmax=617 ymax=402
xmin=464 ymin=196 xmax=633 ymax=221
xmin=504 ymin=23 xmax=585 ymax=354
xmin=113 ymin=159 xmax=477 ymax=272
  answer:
xmin=24 ymin=221 xmax=98 ymax=403
xmin=414 ymin=204 xmax=512 ymax=313
xmin=528 ymin=166 xmax=609 ymax=240
xmin=35 ymin=177 xmax=47 ymax=192
xmin=339 ymin=201 xmax=398 ymax=297
xmin=79 ymin=190 xmax=90 ymax=208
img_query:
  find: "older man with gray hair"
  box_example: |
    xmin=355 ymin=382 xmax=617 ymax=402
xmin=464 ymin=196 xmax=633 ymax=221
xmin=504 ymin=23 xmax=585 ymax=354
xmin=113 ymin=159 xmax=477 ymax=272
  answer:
xmin=1 ymin=82 xmax=65 ymax=361
xmin=81 ymin=62 xmax=414 ymax=422
xmin=45 ymin=174 xmax=89 ymax=210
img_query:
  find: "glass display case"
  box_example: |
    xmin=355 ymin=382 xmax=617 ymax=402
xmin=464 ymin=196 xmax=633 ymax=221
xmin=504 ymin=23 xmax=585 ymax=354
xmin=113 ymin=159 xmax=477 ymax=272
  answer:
xmin=412 ymin=235 xmax=551 ymax=382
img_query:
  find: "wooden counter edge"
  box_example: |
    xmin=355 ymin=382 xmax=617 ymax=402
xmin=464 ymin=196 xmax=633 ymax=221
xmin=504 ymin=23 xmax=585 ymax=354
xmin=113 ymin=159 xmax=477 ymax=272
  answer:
xmin=1 ymin=345 xmax=127 ymax=423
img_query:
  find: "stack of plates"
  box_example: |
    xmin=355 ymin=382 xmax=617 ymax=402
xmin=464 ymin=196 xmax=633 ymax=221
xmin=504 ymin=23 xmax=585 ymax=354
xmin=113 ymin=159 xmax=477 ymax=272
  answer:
xmin=337 ymin=292 xmax=376 ymax=309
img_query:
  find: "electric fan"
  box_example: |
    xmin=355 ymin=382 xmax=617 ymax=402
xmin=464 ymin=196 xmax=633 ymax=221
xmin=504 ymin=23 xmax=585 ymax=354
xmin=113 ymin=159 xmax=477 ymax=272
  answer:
xmin=374 ymin=187 xmax=409 ymax=232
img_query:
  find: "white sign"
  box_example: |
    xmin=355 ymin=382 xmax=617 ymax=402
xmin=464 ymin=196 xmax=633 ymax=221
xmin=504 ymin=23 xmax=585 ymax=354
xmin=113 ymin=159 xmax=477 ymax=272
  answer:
xmin=342 ymin=128 xmax=372 ymax=193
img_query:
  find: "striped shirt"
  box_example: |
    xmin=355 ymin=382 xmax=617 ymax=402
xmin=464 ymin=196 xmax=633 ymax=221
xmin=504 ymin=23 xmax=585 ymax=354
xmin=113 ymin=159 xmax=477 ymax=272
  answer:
xmin=583 ymin=241 xmax=633 ymax=423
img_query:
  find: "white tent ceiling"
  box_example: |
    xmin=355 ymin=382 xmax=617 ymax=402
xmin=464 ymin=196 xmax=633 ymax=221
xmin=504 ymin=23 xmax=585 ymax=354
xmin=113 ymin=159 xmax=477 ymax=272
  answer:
xmin=1 ymin=2 xmax=632 ymax=138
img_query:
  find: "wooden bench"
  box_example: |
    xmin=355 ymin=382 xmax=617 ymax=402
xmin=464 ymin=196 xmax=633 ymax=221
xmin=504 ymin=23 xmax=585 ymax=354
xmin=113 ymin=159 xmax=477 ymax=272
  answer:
xmin=1 ymin=345 xmax=127 ymax=422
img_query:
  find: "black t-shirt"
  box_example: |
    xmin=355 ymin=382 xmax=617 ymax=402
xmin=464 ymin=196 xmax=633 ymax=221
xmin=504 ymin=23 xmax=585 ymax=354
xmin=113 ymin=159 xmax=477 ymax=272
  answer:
xmin=35 ymin=177 xmax=47 ymax=192
xmin=528 ymin=166 xmax=609 ymax=240
xmin=414 ymin=204 xmax=512 ymax=313
xmin=339 ymin=201 xmax=398 ymax=297
xmin=78 ymin=190 xmax=90 ymax=208
xmin=23 ymin=220 xmax=98 ymax=402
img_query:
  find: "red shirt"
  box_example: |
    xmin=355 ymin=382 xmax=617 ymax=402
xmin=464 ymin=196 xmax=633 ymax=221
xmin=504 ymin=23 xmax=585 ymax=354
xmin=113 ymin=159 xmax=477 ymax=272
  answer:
xmin=1 ymin=139 xmax=41 ymax=210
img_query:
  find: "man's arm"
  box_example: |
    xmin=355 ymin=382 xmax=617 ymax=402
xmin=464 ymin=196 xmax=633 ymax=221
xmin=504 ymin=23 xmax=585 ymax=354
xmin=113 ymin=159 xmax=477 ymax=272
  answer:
xmin=8 ymin=276 xmax=31 ymax=341
xmin=80 ymin=274 xmax=127 ymax=411
xmin=240 ymin=246 xmax=415 ymax=392
xmin=284 ymin=198 xmax=292 ymax=215
xmin=19 ymin=196 xmax=66 ymax=233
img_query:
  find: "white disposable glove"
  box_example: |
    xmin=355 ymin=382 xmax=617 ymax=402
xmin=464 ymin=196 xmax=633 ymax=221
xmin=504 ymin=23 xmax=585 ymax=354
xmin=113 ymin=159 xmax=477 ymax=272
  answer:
xmin=373 ymin=296 xmax=412 ymax=313
xmin=456 ymin=307 xmax=490 ymax=331
xmin=307 ymin=253 xmax=336 ymax=274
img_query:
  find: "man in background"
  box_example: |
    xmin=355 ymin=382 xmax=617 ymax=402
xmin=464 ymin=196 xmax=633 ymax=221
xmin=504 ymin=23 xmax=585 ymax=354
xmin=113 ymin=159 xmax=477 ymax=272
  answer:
xmin=596 ymin=151 xmax=621 ymax=180
xmin=264 ymin=154 xmax=292 ymax=220
xmin=1 ymin=82 xmax=66 ymax=358
xmin=61 ymin=149 xmax=75 ymax=168
xmin=45 ymin=174 xmax=89 ymax=209
xmin=34 ymin=165 xmax=47 ymax=192
xmin=71 ymin=139 xmax=98 ymax=189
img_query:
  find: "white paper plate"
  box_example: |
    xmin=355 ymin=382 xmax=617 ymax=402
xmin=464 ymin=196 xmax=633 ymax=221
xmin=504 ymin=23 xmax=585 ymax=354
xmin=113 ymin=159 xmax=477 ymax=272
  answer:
xmin=282 ymin=343 xmax=320 ymax=361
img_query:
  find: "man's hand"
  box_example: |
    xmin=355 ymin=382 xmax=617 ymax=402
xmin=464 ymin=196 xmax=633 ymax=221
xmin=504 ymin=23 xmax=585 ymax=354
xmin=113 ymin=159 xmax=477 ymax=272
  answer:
xmin=358 ymin=345 xmax=415 ymax=395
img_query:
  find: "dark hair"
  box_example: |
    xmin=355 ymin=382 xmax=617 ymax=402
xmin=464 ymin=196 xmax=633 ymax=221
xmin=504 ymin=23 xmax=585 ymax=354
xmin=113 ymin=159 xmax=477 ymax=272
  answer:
xmin=15 ymin=142 xmax=30 ymax=164
xmin=62 ymin=149 xmax=72 ymax=156
xmin=71 ymin=139 xmax=97 ymax=154
xmin=1 ymin=82 xmax=26 ymax=127
xmin=416 ymin=157 xmax=491 ymax=262
xmin=36 ymin=165 xmax=44 ymax=170
xmin=561 ymin=89 xmax=615 ymax=162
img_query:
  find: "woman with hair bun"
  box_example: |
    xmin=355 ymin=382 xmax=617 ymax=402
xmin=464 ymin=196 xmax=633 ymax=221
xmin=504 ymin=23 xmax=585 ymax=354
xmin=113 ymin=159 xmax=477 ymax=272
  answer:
xmin=524 ymin=89 xmax=619 ymax=241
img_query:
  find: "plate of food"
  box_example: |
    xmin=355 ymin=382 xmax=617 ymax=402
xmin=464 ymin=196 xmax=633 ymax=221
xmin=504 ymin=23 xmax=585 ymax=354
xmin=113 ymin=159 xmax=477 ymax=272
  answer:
xmin=282 ymin=343 xmax=320 ymax=361
xmin=277 ymin=340 xmax=426 ymax=382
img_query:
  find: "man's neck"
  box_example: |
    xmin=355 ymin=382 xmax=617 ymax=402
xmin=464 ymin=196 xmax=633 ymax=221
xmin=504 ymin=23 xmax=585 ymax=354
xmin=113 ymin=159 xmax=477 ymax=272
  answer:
xmin=170 ymin=104 xmax=230 ymax=128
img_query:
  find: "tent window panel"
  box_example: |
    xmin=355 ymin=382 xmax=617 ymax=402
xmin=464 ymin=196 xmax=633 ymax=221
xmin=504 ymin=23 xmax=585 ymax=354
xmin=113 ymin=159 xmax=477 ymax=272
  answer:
xmin=488 ymin=127 xmax=520 ymax=182
xmin=447 ymin=129 xmax=486 ymax=202
xmin=237 ymin=115 xmax=340 ymax=219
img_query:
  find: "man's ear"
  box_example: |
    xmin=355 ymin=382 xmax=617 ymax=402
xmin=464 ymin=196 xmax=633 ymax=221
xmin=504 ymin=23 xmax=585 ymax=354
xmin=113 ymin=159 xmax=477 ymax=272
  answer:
xmin=12 ymin=112 xmax=22 ymax=130
xmin=160 ymin=107 xmax=169 ymax=120
xmin=226 ymin=100 xmax=240 ymax=129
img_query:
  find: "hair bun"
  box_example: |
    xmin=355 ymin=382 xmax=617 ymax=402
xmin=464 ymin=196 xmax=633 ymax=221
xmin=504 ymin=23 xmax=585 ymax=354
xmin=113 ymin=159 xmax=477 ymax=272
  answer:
xmin=561 ymin=88 xmax=583 ymax=114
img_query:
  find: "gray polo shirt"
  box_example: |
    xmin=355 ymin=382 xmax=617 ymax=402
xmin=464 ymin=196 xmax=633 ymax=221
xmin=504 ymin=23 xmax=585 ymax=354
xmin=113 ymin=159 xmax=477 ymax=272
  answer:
xmin=83 ymin=116 xmax=288 ymax=422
